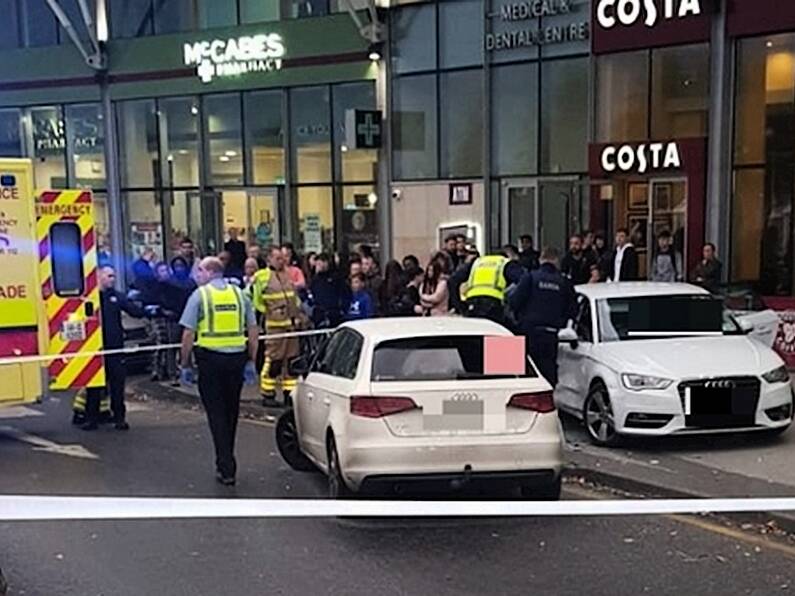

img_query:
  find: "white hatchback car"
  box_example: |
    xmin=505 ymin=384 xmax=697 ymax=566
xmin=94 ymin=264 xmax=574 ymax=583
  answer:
xmin=276 ymin=318 xmax=564 ymax=499
xmin=556 ymin=283 xmax=794 ymax=445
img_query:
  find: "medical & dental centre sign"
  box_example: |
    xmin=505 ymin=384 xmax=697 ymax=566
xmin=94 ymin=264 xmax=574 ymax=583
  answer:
xmin=183 ymin=33 xmax=286 ymax=84
xmin=486 ymin=1 xmax=590 ymax=52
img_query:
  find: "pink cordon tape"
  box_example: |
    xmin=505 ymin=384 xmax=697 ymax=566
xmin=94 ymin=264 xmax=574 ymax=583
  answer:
xmin=4 ymin=496 xmax=795 ymax=521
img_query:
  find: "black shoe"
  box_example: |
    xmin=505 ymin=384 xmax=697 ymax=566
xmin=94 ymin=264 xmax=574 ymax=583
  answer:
xmin=114 ymin=422 xmax=130 ymax=431
xmin=283 ymin=392 xmax=293 ymax=409
xmin=81 ymin=422 xmax=99 ymax=431
xmin=72 ymin=413 xmax=86 ymax=426
xmin=170 ymin=379 xmax=181 ymax=388
xmin=262 ymin=393 xmax=279 ymax=408
xmin=215 ymin=472 xmax=236 ymax=486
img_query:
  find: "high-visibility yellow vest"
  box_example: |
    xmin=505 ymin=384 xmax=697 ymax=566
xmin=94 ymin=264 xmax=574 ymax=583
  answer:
xmin=196 ymin=284 xmax=247 ymax=350
xmin=464 ymin=255 xmax=508 ymax=302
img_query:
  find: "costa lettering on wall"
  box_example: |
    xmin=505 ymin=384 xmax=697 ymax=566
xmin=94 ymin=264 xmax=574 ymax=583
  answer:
xmin=727 ymin=0 xmax=795 ymax=38
xmin=592 ymin=0 xmax=713 ymax=54
xmin=588 ymin=138 xmax=706 ymax=271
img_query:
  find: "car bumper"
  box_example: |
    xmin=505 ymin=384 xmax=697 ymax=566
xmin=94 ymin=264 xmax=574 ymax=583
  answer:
xmin=339 ymin=414 xmax=564 ymax=491
xmin=611 ymin=381 xmax=793 ymax=436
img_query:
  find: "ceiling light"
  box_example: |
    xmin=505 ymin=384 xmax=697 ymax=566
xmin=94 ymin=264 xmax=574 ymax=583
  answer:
xmin=190 ymin=105 xmax=199 ymax=115
xmin=225 ymin=150 xmax=238 ymax=157
xmin=178 ymin=149 xmax=189 ymax=155
xmin=341 ymin=145 xmax=349 ymax=153
xmin=219 ymin=155 xmax=230 ymax=162
xmin=767 ymin=40 xmax=774 ymax=48
xmin=369 ymin=50 xmax=381 ymax=61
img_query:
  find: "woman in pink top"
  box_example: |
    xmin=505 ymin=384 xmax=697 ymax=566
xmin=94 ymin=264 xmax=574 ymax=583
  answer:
xmin=281 ymin=244 xmax=306 ymax=290
xmin=419 ymin=259 xmax=449 ymax=316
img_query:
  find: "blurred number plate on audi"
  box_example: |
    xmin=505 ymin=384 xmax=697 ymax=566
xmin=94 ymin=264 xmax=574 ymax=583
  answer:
xmin=424 ymin=393 xmax=484 ymax=432
xmin=61 ymin=320 xmax=87 ymax=342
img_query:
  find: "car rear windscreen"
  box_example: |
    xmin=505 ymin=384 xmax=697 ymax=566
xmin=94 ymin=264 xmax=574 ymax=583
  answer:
xmin=371 ymin=335 xmax=537 ymax=381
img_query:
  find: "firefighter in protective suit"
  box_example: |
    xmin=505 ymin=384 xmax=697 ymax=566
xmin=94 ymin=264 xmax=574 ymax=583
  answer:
xmin=461 ymin=253 xmax=524 ymax=327
xmin=252 ymin=246 xmax=307 ymax=407
xmin=72 ymin=391 xmax=111 ymax=425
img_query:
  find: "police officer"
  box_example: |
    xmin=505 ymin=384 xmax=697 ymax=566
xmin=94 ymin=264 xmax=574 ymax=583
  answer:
xmin=509 ymin=247 xmax=576 ymax=387
xmin=83 ymin=265 xmax=152 ymax=431
xmin=461 ymin=252 xmax=524 ymax=326
xmin=179 ymin=257 xmax=258 ymax=486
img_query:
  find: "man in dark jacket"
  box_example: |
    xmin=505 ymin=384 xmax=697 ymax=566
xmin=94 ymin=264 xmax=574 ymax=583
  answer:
xmin=83 ymin=265 xmax=151 ymax=431
xmin=509 ymin=247 xmax=576 ymax=386
xmin=224 ymin=227 xmax=247 ymax=271
xmin=561 ymin=234 xmax=592 ymax=286
xmin=607 ymin=228 xmax=639 ymax=282
xmin=692 ymin=243 xmax=723 ymax=293
xmin=310 ymin=254 xmax=349 ymax=328
xmin=519 ymin=234 xmax=540 ymax=271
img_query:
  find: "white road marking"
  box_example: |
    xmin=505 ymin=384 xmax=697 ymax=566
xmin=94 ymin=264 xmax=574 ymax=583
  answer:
xmin=0 ymin=425 xmax=99 ymax=460
xmin=4 ymin=495 xmax=795 ymax=521
xmin=0 ymin=406 xmax=44 ymax=419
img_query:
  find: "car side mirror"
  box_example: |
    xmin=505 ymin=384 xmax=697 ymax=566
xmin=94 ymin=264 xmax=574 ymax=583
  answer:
xmin=738 ymin=318 xmax=755 ymax=335
xmin=558 ymin=327 xmax=579 ymax=349
xmin=291 ymin=355 xmax=311 ymax=378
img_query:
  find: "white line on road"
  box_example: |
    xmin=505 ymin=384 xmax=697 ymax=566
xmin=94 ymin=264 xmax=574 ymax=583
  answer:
xmin=0 ymin=406 xmax=43 ymax=420
xmin=4 ymin=496 xmax=795 ymax=521
xmin=0 ymin=426 xmax=99 ymax=460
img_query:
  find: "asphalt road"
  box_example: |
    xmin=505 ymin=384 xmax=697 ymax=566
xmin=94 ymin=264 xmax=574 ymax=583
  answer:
xmin=1 ymin=396 xmax=794 ymax=596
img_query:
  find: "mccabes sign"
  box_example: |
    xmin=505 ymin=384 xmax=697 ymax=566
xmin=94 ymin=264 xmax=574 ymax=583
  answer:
xmin=183 ymin=33 xmax=285 ymax=84
xmin=592 ymin=0 xmax=710 ymax=54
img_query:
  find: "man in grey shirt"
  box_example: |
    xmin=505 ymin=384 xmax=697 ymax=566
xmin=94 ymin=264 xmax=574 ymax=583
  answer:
xmin=180 ymin=257 xmax=259 ymax=485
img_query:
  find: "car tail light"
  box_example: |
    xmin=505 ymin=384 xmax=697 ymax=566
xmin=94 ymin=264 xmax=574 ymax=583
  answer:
xmin=508 ymin=391 xmax=555 ymax=413
xmin=350 ymin=395 xmax=418 ymax=418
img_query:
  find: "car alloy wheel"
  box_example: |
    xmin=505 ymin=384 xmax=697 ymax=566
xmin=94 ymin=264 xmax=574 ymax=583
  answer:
xmin=585 ymin=384 xmax=618 ymax=446
xmin=327 ymin=436 xmax=352 ymax=499
xmin=275 ymin=410 xmax=316 ymax=472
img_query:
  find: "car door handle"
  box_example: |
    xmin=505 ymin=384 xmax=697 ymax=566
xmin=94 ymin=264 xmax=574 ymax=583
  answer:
xmin=306 ymin=391 xmax=315 ymax=400
xmin=323 ymin=398 xmax=331 ymax=407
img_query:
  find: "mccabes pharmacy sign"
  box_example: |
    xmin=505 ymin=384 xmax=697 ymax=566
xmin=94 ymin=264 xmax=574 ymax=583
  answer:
xmin=183 ymin=33 xmax=286 ymax=84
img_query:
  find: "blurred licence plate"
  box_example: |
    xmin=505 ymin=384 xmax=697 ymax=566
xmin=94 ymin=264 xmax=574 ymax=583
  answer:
xmin=61 ymin=321 xmax=87 ymax=342
xmin=423 ymin=398 xmax=484 ymax=432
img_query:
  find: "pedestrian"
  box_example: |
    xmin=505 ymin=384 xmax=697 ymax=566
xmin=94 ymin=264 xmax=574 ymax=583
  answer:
xmin=588 ymin=262 xmax=602 ymax=284
xmin=178 ymin=237 xmax=199 ymax=277
xmin=361 ymin=252 xmax=383 ymax=313
xmin=281 ymin=244 xmax=307 ymax=291
xmin=309 ymin=253 xmax=348 ymax=328
xmin=448 ymin=248 xmax=479 ymax=314
xmin=170 ymin=256 xmax=197 ymax=306
xmin=347 ymin=272 xmax=375 ymax=320
xmin=561 ymin=234 xmax=591 ymax=286
xmin=443 ymin=235 xmax=459 ymax=271
xmin=303 ymin=251 xmax=317 ymax=286
xmin=650 ymin=230 xmax=683 ymax=282
xmin=379 ymin=260 xmax=405 ymax=316
xmin=219 ymin=250 xmax=244 ymax=288
xmin=402 ymin=254 xmax=420 ymax=271
xmin=224 ymin=227 xmax=247 ymax=272
xmin=150 ymin=261 xmax=181 ymax=384
xmin=248 ymin=244 xmax=267 ymax=269
xmin=388 ymin=265 xmax=423 ymax=316
xmin=348 ymin=254 xmax=363 ymax=278
xmin=509 ymin=247 xmax=576 ymax=387
xmin=83 ymin=265 xmax=154 ymax=431
xmin=420 ymin=259 xmax=449 ymax=316
xmin=461 ymin=252 xmax=524 ymax=326
xmin=243 ymin=257 xmax=260 ymax=290
xmin=131 ymin=246 xmax=156 ymax=292
xmin=607 ymin=228 xmax=639 ymax=282
xmin=179 ymin=257 xmax=258 ymax=486
xmin=281 ymin=242 xmax=300 ymax=267
xmin=455 ymin=234 xmax=468 ymax=268
xmin=519 ymin=234 xmax=540 ymax=271
xmin=252 ymin=246 xmax=307 ymax=407
xmin=691 ymin=242 xmax=723 ymax=293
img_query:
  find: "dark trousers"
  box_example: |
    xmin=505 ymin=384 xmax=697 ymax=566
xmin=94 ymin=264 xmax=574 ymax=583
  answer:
xmin=465 ymin=296 xmax=507 ymax=327
xmin=526 ymin=329 xmax=559 ymax=388
xmin=86 ymin=355 xmax=127 ymax=423
xmin=195 ymin=348 xmax=247 ymax=478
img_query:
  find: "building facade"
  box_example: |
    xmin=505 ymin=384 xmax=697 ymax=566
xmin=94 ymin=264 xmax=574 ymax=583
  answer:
xmin=2 ymin=0 xmax=795 ymax=302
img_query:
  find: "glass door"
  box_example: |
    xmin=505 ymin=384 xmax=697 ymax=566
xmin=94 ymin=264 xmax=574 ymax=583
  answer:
xmin=502 ymin=180 xmax=538 ymax=247
xmin=647 ymin=179 xmax=688 ymax=278
xmin=219 ymin=188 xmax=282 ymax=250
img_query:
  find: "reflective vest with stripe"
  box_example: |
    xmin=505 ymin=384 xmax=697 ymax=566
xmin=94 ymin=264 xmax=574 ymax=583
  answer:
xmin=252 ymin=267 xmax=301 ymax=329
xmin=465 ymin=255 xmax=508 ymax=302
xmin=196 ymin=284 xmax=247 ymax=350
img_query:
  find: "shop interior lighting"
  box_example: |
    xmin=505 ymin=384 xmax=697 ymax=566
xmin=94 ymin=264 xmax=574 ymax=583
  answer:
xmin=219 ymin=155 xmax=230 ymax=162
xmin=225 ymin=150 xmax=238 ymax=157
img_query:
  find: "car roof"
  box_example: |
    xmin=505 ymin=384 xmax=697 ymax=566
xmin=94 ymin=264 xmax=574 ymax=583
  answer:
xmin=339 ymin=317 xmax=512 ymax=343
xmin=574 ymin=282 xmax=711 ymax=300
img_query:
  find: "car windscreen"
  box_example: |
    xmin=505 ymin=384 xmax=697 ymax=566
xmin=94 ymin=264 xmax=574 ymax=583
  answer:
xmin=597 ymin=294 xmax=726 ymax=342
xmin=371 ymin=335 xmax=537 ymax=381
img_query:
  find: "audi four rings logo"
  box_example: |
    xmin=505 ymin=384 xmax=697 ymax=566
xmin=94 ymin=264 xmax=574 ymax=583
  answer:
xmin=704 ymin=380 xmax=735 ymax=389
xmin=451 ymin=392 xmax=480 ymax=402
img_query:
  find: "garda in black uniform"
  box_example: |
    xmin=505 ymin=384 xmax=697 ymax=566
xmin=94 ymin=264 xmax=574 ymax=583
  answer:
xmin=180 ymin=258 xmax=257 ymax=485
xmin=84 ymin=266 xmax=149 ymax=431
xmin=509 ymin=249 xmax=576 ymax=387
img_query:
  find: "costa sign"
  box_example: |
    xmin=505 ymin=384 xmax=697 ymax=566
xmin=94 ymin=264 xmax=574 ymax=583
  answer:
xmin=600 ymin=142 xmax=682 ymax=174
xmin=592 ymin=0 xmax=709 ymax=53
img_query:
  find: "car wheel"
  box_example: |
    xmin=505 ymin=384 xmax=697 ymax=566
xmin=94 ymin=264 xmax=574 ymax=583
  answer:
xmin=521 ymin=476 xmax=562 ymax=501
xmin=327 ymin=435 xmax=353 ymax=499
xmin=584 ymin=383 xmax=620 ymax=447
xmin=275 ymin=410 xmax=316 ymax=472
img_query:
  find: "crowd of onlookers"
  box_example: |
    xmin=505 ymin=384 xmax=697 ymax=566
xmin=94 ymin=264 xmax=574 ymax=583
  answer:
xmin=125 ymin=225 xmax=725 ymax=383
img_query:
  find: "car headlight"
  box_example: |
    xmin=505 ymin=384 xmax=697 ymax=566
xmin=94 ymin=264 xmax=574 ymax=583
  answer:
xmin=621 ymin=373 xmax=674 ymax=391
xmin=762 ymin=365 xmax=790 ymax=384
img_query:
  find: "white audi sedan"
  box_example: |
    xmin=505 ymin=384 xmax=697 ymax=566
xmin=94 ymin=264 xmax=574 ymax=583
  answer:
xmin=556 ymin=283 xmax=793 ymax=446
xmin=276 ymin=318 xmax=564 ymax=499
